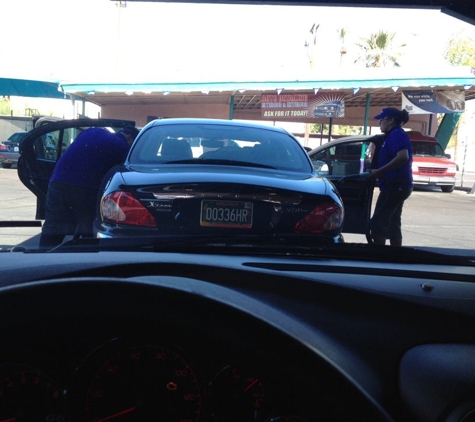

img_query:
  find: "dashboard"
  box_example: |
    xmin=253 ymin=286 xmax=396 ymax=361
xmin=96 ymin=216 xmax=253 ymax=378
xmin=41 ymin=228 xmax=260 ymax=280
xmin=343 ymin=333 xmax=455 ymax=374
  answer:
xmin=1 ymin=250 xmax=475 ymax=422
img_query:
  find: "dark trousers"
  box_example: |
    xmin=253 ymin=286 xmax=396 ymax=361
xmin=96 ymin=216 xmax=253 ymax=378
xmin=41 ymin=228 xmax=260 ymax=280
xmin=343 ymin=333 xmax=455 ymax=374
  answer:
xmin=39 ymin=181 xmax=99 ymax=247
xmin=369 ymin=186 xmax=413 ymax=241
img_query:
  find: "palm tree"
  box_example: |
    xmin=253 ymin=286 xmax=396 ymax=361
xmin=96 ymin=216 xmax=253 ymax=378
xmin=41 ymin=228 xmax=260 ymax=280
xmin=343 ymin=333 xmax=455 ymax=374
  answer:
xmin=305 ymin=23 xmax=320 ymax=69
xmin=337 ymin=28 xmax=347 ymax=66
xmin=354 ymin=30 xmax=406 ymax=67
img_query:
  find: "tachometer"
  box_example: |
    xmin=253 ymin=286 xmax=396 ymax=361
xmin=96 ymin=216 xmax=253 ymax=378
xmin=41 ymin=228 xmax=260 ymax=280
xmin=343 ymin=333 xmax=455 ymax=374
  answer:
xmin=0 ymin=364 xmax=69 ymax=421
xmin=84 ymin=344 xmax=201 ymax=421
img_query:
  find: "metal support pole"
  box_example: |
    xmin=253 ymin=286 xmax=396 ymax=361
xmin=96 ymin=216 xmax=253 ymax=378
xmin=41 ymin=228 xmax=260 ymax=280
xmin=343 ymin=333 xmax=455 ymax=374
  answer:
xmin=363 ymin=93 xmax=371 ymax=135
xmin=229 ymin=95 xmax=234 ymax=120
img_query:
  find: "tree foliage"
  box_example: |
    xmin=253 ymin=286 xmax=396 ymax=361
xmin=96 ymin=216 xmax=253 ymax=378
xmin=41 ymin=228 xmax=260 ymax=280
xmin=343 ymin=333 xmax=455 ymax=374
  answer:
xmin=442 ymin=30 xmax=475 ymax=155
xmin=309 ymin=123 xmax=365 ymax=137
xmin=444 ymin=30 xmax=475 ymax=67
xmin=0 ymin=96 xmax=10 ymax=116
xmin=354 ymin=30 xmax=406 ymax=67
xmin=309 ymin=123 xmax=329 ymax=134
xmin=333 ymin=125 xmax=365 ymax=136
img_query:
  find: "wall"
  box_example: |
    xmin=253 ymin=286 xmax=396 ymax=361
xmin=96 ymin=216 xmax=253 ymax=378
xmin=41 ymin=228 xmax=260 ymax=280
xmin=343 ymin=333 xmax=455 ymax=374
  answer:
xmin=0 ymin=117 xmax=33 ymax=141
xmin=1 ymin=95 xmax=436 ymax=141
xmin=101 ymin=103 xmax=232 ymax=128
xmin=235 ymin=105 xmax=433 ymax=133
xmin=101 ymin=100 xmax=434 ymax=135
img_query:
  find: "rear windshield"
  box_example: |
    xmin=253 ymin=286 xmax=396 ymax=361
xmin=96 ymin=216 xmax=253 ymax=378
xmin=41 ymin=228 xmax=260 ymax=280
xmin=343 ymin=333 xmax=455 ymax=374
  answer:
xmin=128 ymin=123 xmax=312 ymax=172
xmin=412 ymin=141 xmax=446 ymax=157
xmin=7 ymin=132 xmax=27 ymax=144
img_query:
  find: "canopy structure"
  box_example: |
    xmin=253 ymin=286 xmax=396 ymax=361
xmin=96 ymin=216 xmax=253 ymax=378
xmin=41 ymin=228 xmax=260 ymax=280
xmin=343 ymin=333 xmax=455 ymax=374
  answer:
xmin=2 ymin=68 xmax=475 ymax=150
xmin=58 ymin=67 xmax=475 ymax=148
xmin=0 ymin=78 xmax=69 ymax=100
xmin=59 ymin=64 xmax=475 ymax=101
xmin=60 ymin=71 xmax=475 ymax=109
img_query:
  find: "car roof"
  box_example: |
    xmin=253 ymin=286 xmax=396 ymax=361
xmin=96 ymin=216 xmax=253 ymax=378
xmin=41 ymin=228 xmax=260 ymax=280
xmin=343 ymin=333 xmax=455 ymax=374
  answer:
xmin=406 ymin=130 xmax=440 ymax=143
xmin=7 ymin=131 xmax=28 ymax=137
xmin=4 ymin=131 xmax=28 ymax=142
xmin=144 ymin=118 xmax=291 ymax=134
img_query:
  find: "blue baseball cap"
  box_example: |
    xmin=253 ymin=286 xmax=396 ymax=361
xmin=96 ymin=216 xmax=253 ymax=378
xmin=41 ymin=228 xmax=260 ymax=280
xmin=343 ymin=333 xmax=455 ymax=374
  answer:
xmin=374 ymin=108 xmax=401 ymax=120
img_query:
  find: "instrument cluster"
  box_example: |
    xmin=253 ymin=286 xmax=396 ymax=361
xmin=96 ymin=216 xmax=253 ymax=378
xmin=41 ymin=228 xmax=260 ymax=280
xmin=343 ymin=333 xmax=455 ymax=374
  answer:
xmin=0 ymin=334 xmax=314 ymax=422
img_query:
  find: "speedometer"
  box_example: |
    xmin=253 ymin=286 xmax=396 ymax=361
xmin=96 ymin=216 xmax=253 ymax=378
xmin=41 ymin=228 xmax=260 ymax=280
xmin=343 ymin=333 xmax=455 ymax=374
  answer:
xmin=84 ymin=344 xmax=202 ymax=421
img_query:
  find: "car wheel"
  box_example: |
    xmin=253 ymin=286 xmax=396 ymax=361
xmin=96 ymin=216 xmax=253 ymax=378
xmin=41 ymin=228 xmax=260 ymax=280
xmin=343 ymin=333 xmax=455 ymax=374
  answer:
xmin=1 ymin=162 xmax=12 ymax=169
xmin=441 ymin=185 xmax=455 ymax=193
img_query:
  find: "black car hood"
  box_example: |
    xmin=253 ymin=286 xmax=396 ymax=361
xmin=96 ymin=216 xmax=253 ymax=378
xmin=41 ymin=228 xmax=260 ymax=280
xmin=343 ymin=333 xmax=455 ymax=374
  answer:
xmin=122 ymin=163 xmax=331 ymax=196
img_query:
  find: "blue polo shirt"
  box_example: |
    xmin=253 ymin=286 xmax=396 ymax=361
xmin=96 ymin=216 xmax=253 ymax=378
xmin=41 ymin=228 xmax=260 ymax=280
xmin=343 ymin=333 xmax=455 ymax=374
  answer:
xmin=50 ymin=127 xmax=129 ymax=190
xmin=377 ymin=127 xmax=413 ymax=191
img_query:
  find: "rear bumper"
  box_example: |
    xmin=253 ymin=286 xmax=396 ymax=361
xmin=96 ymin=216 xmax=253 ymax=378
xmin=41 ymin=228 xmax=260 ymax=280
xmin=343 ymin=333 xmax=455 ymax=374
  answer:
xmin=0 ymin=152 xmax=20 ymax=164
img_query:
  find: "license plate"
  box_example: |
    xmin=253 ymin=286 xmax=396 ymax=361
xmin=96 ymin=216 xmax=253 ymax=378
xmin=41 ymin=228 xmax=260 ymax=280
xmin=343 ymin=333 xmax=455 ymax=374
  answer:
xmin=200 ymin=200 xmax=253 ymax=228
xmin=14 ymin=147 xmax=19 ymax=152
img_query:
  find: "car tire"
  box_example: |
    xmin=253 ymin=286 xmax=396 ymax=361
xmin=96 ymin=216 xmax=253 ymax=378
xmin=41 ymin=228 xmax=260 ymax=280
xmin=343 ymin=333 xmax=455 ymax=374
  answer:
xmin=1 ymin=162 xmax=12 ymax=169
xmin=441 ymin=185 xmax=455 ymax=193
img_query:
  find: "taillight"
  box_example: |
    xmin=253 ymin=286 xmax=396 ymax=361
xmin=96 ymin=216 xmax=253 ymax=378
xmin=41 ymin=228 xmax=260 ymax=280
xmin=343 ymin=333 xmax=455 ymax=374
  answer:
xmin=101 ymin=191 xmax=156 ymax=227
xmin=0 ymin=143 xmax=7 ymax=151
xmin=294 ymin=202 xmax=343 ymax=234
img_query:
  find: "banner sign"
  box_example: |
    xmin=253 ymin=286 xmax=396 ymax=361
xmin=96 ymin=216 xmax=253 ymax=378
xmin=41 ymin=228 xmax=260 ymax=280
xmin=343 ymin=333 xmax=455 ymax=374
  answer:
xmin=402 ymin=90 xmax=465 ymax=114
xmin=261 ymin=92 xmax=345 ymax=120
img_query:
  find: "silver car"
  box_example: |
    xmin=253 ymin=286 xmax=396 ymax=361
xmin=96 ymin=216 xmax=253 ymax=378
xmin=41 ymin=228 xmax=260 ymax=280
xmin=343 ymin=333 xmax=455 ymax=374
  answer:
xmin=0 ymin=131 xmax=28 ymax=168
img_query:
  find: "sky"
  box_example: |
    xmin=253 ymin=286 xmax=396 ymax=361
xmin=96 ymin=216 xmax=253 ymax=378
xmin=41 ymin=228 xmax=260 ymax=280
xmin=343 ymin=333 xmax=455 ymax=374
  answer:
xmin=1 ymin=0 xmax=475 ymax=83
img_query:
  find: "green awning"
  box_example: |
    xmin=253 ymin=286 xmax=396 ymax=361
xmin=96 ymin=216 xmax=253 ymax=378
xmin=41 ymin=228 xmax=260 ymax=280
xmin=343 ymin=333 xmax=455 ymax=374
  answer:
xmin=0 ymin=78 xmax=69 ymax=100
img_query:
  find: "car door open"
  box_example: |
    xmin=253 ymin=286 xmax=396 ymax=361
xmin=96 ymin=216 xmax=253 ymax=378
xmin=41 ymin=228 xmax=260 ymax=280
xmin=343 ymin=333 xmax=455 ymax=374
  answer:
xmin=17 ymin=119 xmax=135 ymax=220
xmin=310 ymin=135 xmax=382 ymax=235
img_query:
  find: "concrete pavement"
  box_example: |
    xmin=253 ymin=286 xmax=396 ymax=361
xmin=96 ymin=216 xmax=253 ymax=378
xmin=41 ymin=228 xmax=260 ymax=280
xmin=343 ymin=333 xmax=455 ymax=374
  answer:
xmin=1 ymin=167 xmax=474 ymax=252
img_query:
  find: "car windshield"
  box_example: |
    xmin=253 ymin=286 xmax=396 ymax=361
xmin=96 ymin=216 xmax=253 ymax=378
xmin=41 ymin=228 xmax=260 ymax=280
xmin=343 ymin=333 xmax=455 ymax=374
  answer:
xmin=412 ymin=141 xmax=446 ymax=156
xmin=0 ymin=1 xmax=474 ymax=260
xmin=3 ymin=3 xmax=475 ymax=422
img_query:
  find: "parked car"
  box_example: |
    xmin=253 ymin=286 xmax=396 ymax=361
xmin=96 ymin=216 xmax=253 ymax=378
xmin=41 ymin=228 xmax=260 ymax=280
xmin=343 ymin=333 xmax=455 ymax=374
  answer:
xmin=407 ymin=130 xmax=457 ymax=192
xmin=19 ymin=118 xmax=359 ymax=243
xmin=0 ymin=131 xmax=28 ymax=168
xmin=95 ymin=118 xmax=352 ymax=241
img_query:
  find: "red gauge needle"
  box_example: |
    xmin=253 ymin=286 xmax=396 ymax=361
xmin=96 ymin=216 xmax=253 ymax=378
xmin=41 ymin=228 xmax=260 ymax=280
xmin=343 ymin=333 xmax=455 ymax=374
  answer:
xmin=95 ymin=406 xmax=137 ymax=421
xmin=0 ymin=418 xmax=17 ymax=422
xmin=244 ymin=378 xmax=259 ymax=392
